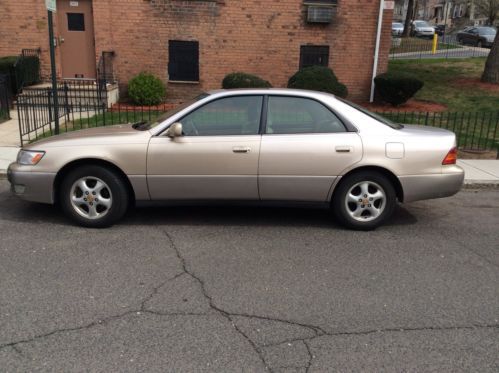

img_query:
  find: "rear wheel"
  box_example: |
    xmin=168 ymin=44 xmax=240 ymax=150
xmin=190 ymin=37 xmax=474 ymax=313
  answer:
xmin=332 ymin=171 xmax=396 ymax=230
xmin=60 ymin=165 xmax=129 ymax=228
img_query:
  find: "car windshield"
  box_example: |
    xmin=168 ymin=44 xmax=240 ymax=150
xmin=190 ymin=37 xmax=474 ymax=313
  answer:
xmin=146 ymin=93 xmax=210 ymax=129
xmin=478 ymin=27 xmax=496 ymax=35
xmin=415 ymin=21 xmax=430 ymax=27
xmin=393 ymin=23 xmax=403 ymax=27
xmin=336 ymin=98 xmax=403 ymax=130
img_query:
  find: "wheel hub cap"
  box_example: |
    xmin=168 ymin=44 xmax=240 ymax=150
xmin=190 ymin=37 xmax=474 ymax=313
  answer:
xmin=345 ymin=181 xmax=386 ymax=222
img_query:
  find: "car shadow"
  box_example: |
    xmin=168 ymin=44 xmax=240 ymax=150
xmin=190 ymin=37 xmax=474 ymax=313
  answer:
xmin=0 ymin=195 xmax=418 ymax=229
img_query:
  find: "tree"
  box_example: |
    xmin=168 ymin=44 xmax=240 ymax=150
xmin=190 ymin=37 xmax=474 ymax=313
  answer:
xmin=481 ymin=30 xmax=499 ymax=83
xmin=473 ymin=0 xmax=499 ymax=25
xmin=402 ymin=0 xmax=415 ymax=37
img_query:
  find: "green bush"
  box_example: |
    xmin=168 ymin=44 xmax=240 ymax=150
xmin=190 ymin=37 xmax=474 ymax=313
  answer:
xmin=128 ymin=72 xmax=166 ymax=106
xmin=287 ymin=66 xmax=348 ymax=98
xmin=374 ymin=72 xmax=424 ymax=106
xmin=0 ymin=55 xmax=40 ymax=93
xmin=222 ymin=72 xmax=272 ymax=89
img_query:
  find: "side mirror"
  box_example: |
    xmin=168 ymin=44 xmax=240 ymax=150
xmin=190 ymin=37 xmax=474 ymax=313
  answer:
xmin=166 ymin=122 xmax=183 ymax=138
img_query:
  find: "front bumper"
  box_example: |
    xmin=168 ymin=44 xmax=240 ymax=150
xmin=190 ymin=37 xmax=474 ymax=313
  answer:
xmin=399 ymin=166 xmax=465 ymax=203
xmin=7 ymin=163 xmax=56 ymax=204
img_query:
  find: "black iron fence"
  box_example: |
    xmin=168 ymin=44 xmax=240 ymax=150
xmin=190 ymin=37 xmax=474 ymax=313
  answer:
xmin=17 ymin=79 xmax=109 ymax=144
xmin=16 ymin=83 xmax=499 ymax=152
xmin=376 ymin=110 xmax=499 ymax=152
xmin=390 ymin=35 xmax=490 ymax=60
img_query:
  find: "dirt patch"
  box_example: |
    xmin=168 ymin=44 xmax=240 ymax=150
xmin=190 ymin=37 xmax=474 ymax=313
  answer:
xmin=110 ymin=102 xmax=180 ymax=112
xmin=358 ymin=99 xmax=447 ymax=112
xmin=453 ymin=78 xmax=499 ymax=93
xmin=458 ymin=149 xmax=498 ymax=160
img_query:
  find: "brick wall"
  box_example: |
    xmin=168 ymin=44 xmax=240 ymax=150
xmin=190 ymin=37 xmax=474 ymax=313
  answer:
xmin=0 ymin=0 xmax=393 ymax=101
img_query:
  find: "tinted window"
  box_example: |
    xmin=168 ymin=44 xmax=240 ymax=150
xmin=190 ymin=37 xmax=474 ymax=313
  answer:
xmin=266 ymin=96 xmax=345 ymax=134
xmin=168 ymin=41 xmax=199 ymax=82
xmin=180 ymin=96 xmax=263 ymax=136
xmin=67 ymin=13 xmax=85 ymax=31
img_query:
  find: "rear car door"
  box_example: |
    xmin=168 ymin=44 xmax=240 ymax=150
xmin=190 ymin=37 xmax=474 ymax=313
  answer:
xmin=147 ymin=95 xmax=263 ymax=200
xmin=258 ymin=95 xmax=362 ymax=202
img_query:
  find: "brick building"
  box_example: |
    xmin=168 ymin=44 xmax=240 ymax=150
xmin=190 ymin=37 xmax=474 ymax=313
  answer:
xmin=0 ymin=0 xmax=393 ymax=101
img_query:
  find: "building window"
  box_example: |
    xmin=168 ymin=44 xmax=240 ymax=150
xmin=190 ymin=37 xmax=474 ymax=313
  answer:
xmin=168 ymin=41 xmax=199 ymax=82
xmin=299 ymin=45 xmax=329 ymax=69
xmin=67 ymin=13 xmax=85 ymax=31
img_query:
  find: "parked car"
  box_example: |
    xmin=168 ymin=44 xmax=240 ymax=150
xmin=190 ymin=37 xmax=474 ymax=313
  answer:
xmin=456 ymin=26 xmax=497 ymax=48
xmin=392 ymin=22 xmax=404 ymax=36
xmin=7 ymin=89 xmax=464 ymax=230
xmin=434 ymin=24 xmax=446 ymax=36
xmin=411 ymin=20 xmax=436 ymax=38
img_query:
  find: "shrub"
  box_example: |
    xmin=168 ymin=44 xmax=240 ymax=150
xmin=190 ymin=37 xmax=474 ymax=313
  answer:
xmin=0 ymin=55 xmax=40 ymax=93
xmin=128 ymin=72 xmax=166 ymax=106
xmin=374 ymin=72 xmax=424 ymax=106
xmin=287 ymin=66 xmax=348 ymax=98
xmin=222 ymin=72 xmax=272 ymax=89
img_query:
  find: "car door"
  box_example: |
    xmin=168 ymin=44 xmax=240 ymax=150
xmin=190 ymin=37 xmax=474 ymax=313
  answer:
xmin=147 ymin=95 xmax=263 ymax=200
xmin=466 ymin=28 xmax=478 ymax=45
xmin=258 ymin=95 xmax=363 ymax=202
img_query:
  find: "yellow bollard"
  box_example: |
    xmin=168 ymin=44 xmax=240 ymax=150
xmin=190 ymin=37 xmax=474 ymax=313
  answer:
xmin=432 ymin=33 xmax=438 ymax=54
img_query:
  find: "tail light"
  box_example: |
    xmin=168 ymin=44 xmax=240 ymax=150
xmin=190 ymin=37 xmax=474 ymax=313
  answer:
xmin=442 ymin=147 xmax=457 ymax=165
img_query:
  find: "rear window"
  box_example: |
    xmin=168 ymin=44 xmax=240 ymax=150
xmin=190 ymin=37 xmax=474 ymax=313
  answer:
xmin=336 ymin=98 xmax=403 ymax=130
xmin=478 ymin=27 xmax=496 ymax=35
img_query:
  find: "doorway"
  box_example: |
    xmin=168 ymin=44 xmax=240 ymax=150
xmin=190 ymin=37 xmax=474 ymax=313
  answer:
xmin=57 ymin=0 xmax=97 ymax=79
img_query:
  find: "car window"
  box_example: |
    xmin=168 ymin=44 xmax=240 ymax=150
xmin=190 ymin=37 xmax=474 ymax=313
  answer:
xmin=266 ymin=96 xmax=346 ymax=134
xmin=478 ymin=27 xmax=496 ymax=35
xmin=180 ymin=96 xmax=263 ymax=136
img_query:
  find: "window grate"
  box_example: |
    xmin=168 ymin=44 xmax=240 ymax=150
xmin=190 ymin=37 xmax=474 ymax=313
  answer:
xmin=168 ymin=41 xmax=199 ymax=82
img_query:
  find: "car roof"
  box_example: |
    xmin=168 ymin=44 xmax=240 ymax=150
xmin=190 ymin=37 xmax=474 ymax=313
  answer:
xmin=206 ymin=88 xmax=338 ymax=100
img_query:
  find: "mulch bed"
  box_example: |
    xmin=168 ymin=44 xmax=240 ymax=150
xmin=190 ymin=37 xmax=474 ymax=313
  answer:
xmin=109 ymin=102 xmax=181 ymax=112
xmin=452 ymin=78 xmax=499 ymax=93
xmin=358 ymin=99 xmax=448 ymax=112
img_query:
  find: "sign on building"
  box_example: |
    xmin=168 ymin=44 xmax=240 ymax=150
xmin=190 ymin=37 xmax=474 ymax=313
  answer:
xmin=45 ymin=0 xmax=56 ymax=12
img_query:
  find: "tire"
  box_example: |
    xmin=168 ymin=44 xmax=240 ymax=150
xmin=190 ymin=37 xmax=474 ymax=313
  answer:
xmin=332 ymin=171 xmax=396 ymax=231
xmin=60 ymin=165 xmax=129 ymax=228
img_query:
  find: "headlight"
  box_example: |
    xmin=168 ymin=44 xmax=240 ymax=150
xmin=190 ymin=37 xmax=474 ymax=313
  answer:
xmin=17 ymin=150 xmax=45 ymax=165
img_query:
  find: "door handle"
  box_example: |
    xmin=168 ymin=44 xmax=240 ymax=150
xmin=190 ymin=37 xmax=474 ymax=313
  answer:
xmin=335 ymin=146 xmax=352 ymax=153
xmin=233 ymin=146 xmax=251 ymax=153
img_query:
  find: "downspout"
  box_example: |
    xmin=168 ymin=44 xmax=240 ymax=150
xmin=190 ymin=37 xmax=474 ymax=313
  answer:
xmin=370 ymin=0 xmax=385 ymax=103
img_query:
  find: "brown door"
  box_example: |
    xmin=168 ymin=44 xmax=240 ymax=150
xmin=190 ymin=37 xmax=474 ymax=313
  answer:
xmin=57 ymin=0 xmax=96 ymax=79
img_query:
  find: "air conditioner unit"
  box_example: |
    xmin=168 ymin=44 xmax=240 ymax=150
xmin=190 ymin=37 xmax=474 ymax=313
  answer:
xmin=307 ymin=6 xmax=333 ymax=23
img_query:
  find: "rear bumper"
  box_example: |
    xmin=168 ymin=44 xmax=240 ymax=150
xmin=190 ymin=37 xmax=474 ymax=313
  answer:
xmin=7 ymin=163 xmax=55 ymax=204
xmin=399 ymin=166 xmax=465 ymax=203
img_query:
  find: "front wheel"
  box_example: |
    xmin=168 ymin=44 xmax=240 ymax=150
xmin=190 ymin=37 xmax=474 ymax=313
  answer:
xmin=60 ymin=165 xmax=129 ymax=228
xmin=332 ymin=171 xmax=396 ymax=230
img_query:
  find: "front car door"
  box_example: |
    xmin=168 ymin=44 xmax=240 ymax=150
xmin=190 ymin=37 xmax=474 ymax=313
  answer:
xmin=258 ymin=95 xmax=362 ymax=202
xmin=147 ymin=95 xmax=263 ymax=200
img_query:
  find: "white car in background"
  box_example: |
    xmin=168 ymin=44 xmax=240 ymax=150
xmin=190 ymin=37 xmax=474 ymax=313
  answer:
xmin=412 ymin=20 xmax=435 ymax=38
xmin=392 ymin=22 xmax=404 ymax=36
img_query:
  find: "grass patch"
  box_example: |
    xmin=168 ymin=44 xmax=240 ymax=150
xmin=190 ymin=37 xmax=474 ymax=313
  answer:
xmin=388 ymin=58 xmax=499 ymax=112
xmin=390 ymin=37 xmax=462 ymax=54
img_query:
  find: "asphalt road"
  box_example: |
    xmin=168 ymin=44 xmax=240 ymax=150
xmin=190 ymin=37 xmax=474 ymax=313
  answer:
xmin=0 ymin=179 xmax=498 ymax=372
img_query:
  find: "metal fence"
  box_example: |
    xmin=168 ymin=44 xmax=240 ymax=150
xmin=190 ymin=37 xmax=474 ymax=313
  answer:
xmin=17 ymin=79 xmax=172 ymax=145
xmin=390 ymin=35 xmax=490 ymax=60
xmin=16 ymin=84 xmax=499 ymax=152
xmin=376 ymin=110 xmax=499 ymax=152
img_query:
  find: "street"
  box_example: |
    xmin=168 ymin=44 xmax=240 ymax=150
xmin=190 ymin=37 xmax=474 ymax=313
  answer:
xmin=0 ymin=179 xmax=498 ymax=372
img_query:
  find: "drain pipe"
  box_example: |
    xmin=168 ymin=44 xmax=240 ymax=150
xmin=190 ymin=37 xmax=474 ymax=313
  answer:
xmin=370 ymin=0 xmax=385 ymax=103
